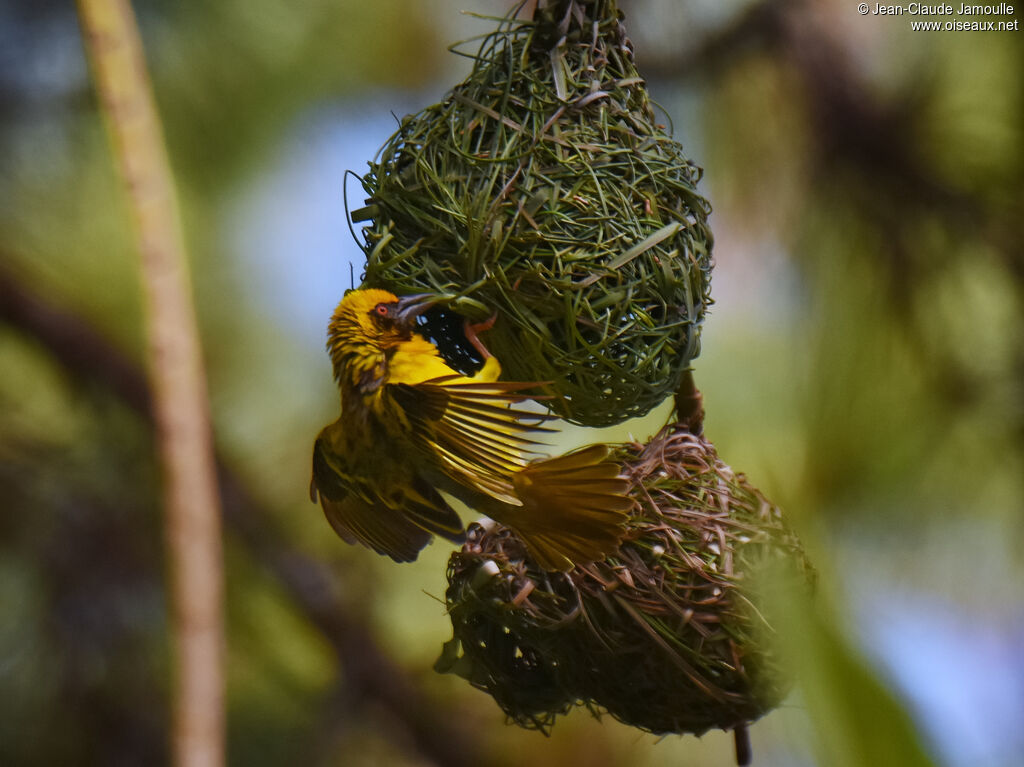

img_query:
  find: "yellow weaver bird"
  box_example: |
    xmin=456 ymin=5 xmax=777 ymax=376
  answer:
xmin=310 ymin=288 xmax=632 ymax=571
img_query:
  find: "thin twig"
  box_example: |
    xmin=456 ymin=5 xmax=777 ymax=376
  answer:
xmin=734 ymin=724 xmax=752 ymax=766
xmin=73 ymin=2 xmax=225 ymax=765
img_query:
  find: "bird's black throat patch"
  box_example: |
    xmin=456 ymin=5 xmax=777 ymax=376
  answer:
xmin=414 ymin=307 xmax=486 ymax=377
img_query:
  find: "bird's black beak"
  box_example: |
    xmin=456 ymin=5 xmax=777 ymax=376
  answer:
xmin=394 ymin=293 xmax=443 ymax=325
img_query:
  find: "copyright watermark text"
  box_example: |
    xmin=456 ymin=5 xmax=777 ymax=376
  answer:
xmin=856 ymin=3 xmax=1020 ymax=29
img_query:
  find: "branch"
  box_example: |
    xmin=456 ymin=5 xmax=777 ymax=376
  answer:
xmin=0 ymin=260 xmax=484 ymax=767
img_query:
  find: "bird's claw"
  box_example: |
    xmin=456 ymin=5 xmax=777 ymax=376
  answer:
xmin=464 ymin=313 xmax=498 ymax=359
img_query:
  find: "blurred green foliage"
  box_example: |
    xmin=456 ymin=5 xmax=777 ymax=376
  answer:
xmin=1 ymin=1 xmax=1021 ymax=765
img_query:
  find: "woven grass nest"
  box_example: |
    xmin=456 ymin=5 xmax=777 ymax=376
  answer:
xmin=351 ymin=0 xmax=713 ymax=426
xmin=436 ymin=421 xmax=813 ymax=740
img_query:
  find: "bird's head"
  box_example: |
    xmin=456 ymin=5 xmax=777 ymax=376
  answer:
xmin=327 ymin=288 xmax=438 ymax=383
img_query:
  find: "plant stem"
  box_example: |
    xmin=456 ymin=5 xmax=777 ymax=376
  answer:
xmin=74 ymin=2 xmax=225 ymax=765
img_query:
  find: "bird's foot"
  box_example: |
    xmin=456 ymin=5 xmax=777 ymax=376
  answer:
xmin=464 ymin=313 xmax=497 ymax=359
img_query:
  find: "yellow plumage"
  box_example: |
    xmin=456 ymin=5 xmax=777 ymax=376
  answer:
xmin=310 ymin=288 xmax=632 ymax=570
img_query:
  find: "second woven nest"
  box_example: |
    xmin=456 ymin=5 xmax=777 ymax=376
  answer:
xmin=437 ymin=423 xmax=813 ymax=736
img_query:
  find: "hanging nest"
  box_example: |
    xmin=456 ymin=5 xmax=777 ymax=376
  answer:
xmin=436 ymin=423 xmax=814 ymax=738
xmin=351 ymin=0 xmax=713 ymax=426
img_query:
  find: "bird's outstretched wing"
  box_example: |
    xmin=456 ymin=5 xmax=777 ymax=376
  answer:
xmin=390 ymin=376 xmax=553 ymax=504
xmin=311 ymin=430 xmax=464 ymax=562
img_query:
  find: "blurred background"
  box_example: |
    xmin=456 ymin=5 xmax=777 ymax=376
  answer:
xmin=1 ymin=0 xmax=1021 ymax=765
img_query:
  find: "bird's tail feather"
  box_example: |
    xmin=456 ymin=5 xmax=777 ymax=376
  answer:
xmin=508 ymin=444 xmax=633 ymax=571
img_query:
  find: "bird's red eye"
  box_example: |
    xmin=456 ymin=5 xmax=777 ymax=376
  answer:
xmin=374 ymin=303 xmax=389 ymax=317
